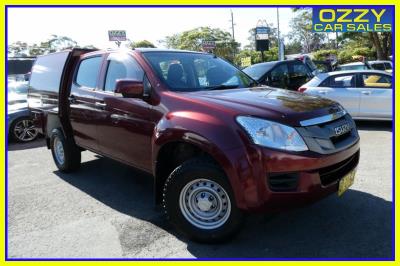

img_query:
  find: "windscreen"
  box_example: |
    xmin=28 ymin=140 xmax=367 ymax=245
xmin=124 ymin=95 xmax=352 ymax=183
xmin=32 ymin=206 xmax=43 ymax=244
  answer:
xmin=143 ymin=52 xmax=254 ymax=92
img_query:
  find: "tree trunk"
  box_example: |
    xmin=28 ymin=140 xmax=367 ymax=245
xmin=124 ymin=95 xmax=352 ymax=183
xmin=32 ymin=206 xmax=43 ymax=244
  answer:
xmin=369 ymin=32 xmax=384 ymax=60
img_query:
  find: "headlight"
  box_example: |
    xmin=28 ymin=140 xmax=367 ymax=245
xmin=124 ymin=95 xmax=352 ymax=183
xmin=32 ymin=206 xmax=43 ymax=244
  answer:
xmin=236 ymin=116 xmax=308 ymax=151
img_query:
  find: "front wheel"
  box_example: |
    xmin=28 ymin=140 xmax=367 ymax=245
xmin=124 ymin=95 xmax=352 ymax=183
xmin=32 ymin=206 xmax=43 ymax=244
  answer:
xmin=50 ymin=129 xmax=81 ymax=172
xmin=163 ymin=158 xmax=244 ymax=243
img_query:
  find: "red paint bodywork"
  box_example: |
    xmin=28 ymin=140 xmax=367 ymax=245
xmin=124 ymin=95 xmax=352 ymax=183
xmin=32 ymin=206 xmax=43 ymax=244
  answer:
xmin=31 ymin=49 xmax=360 ymax=212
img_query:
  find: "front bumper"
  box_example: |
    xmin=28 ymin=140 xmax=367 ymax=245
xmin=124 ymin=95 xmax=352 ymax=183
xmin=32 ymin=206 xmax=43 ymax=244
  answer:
xmin=222 ymin=139 xmax=360 ymax=212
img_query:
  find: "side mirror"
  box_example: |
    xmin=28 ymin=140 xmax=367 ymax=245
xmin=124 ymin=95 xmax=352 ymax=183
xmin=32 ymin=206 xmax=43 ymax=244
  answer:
xmin=114 ymin=79 xmax=144 ymax=98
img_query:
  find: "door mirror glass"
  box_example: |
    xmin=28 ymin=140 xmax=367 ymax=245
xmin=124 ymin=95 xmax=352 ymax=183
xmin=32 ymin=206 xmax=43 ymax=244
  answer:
xmin=114 ymin=79 xmax=144 ymax=98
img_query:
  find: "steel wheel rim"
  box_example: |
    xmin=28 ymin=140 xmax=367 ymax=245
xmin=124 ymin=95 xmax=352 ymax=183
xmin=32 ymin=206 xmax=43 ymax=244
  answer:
xmin=13 ymin=119 xmax=38 ymax=142
xmin=54 ymin=137 xmax=65 ymax=165
xmin=179 ymin=178 xmax=231 ymax=230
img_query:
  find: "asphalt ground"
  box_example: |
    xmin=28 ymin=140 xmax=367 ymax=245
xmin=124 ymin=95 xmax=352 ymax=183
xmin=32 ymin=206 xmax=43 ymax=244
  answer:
xmin=7 ymin=121 xmax=393 ymax=259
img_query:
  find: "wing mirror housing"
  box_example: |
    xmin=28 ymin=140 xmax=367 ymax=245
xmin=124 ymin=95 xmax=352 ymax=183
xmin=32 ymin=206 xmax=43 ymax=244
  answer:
xmin=114 ymin=79 xmax=144 ymax=98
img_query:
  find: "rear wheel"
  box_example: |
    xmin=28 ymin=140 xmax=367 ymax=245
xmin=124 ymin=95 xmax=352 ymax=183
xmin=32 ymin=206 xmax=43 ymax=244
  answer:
xmin=50 ymin=129 xmax=81 ymax=172
xmin=163 ymin=158 xmax=244 ymax=243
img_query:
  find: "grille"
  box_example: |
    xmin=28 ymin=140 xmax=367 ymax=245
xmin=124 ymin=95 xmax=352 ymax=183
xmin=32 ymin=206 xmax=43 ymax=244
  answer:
xmin=319 ymin=151 xmax=360 ymax=186
xmin=296 ymin=114 xmax=359 ymax=154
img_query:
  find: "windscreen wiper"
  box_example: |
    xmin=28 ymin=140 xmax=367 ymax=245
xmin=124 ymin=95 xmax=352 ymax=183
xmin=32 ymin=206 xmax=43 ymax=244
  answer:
xmin=204 ymin=84 xmax=240 ymax=90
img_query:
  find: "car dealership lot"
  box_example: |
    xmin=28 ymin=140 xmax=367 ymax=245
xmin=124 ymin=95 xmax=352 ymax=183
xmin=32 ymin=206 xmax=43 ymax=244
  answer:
xmin=7 ymin=121 xmax=392 ymax=259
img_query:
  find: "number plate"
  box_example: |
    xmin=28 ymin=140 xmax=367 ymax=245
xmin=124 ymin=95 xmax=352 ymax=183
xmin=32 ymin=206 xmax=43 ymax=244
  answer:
xmin=338 ymin=168 xmax=357 ymax=196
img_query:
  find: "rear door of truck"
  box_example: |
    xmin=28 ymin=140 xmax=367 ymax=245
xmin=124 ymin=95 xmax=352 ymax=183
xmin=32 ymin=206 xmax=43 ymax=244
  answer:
xmin=28 ymin=49 xmax=97 ymax=140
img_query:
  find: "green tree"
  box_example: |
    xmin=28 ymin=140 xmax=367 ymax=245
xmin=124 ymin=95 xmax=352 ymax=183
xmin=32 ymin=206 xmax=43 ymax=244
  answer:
xmin=39 ymin=35 xmax=78 ymax=54
xmin=129 ymin=40 xmax=156 ymax=48
xmin=163 ymin=27 xmax=239 ymax=62
xmin=284 ymin=40 xmax=302 ymax=55
xmin=287 ymin=9 xmax=326 ymax=53
xmin=8 ymin=41 xmax=29 ymax=57
xmin=235 ymin=47 xmax=278 ymax=67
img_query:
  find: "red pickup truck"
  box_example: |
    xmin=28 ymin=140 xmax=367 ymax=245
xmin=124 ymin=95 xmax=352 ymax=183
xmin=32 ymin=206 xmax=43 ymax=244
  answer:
xmin=28 ymin=48 xmax=360 ymax=242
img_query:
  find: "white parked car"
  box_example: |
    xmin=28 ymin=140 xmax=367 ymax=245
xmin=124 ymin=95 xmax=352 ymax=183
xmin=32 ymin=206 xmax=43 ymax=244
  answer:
xmin=299 ymin=70 xmax=392 ymax=121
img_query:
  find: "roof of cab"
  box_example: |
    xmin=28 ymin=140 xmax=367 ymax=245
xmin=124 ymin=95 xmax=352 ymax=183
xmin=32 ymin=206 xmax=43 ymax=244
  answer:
xmin=134 ymin=48 xmax=210 ymax=54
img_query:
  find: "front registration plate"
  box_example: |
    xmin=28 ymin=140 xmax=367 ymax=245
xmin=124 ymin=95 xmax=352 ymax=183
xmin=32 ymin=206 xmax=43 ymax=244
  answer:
xmin=338 ymin=168 xmax=357 ymax=196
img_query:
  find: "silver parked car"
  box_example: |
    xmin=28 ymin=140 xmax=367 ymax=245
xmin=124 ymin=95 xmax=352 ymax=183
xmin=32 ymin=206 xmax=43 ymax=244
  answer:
xmin=8 ymin=81 xmax=39 ymax=142
xmin=299 ymin=70 xmax=392 ymax=121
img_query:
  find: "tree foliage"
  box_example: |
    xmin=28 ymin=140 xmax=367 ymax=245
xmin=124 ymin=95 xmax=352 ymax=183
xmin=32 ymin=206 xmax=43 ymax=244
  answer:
xmin=235 ymin=47 xmax=278 ymax=67
xmin=129 ymin=40 xmax=156 ymax=48
xmin=163 ymin=27 xmax=239 ymax=62
xmin=8 ymin=35 xmax=78 ymax=56
xmin=287 ymin=9 xmax=326 ymax=53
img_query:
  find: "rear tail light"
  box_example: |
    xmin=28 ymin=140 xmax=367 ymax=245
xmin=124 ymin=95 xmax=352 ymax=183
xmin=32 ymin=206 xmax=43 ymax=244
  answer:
xmin=298 ymin=87 xmax=307 ymax=93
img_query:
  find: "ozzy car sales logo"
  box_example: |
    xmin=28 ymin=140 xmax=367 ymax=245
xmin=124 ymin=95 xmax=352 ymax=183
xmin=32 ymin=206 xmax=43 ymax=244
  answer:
xmin=312 ymin=8 xmax=392 ymax=32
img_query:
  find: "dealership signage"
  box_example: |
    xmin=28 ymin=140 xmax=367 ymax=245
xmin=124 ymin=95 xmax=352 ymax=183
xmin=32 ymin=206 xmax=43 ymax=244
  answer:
xmin=312 ymin=8 xmax=392 ymax=32
xmin=255 ymin=26 xmax=270 ymax=52
xmin=108 ymin=30 xmax=127 ymax=41
xmin=255 ymin=26 xmax=269 ymax=40
xmin=202 ymin=40 xmax=216 ymax=51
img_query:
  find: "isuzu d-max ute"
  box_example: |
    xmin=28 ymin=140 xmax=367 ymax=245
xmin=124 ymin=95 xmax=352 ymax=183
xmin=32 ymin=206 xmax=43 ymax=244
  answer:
xmin=28 ymin=48 xmax=360 ymax=242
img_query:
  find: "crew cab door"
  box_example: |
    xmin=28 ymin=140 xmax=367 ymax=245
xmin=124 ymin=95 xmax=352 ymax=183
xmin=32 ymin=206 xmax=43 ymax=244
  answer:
xmin=94 ymin=52 xmax=155 ymax=171
xmin=69 ymin=54 xmax=105 ymax=150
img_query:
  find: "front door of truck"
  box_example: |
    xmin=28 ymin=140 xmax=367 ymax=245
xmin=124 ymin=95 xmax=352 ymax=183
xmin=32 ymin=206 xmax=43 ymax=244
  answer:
xmin=94 ymin=53 xmax=155 ymax=172
xmin=69 ymin=55 xmax=104 ymax=151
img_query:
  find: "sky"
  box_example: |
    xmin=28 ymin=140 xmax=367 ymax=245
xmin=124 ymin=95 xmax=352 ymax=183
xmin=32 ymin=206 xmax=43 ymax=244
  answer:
xmin=8 ymin=7 xmax=295 ymax=49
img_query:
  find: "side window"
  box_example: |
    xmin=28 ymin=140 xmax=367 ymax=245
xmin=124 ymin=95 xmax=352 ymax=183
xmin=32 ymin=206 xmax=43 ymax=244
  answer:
xmin=267 ymin=63 xmax=288 ymax=89
xmin=76 ymin=56 xmax=103 ymax=88
xmin=384 ymin=62 xmax=392 ymax=70
xmin=104 ymin=56 xmax=144 ymax=92
xmin=291 ymin=62 xmax=310 ymax=77
xmin=362 ymin=74 xmax=392 ymax=89
xmin=372 ymin=63 xmax=385 ymax=71
xmin=328 ymin=74 xmax=355 ymax=88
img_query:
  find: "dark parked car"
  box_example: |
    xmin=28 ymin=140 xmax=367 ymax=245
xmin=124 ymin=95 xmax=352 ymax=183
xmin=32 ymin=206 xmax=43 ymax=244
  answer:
xmin=243 ymin=60 xmax=314 ymax=91
xmin=336 ymin=62 xmax=371 ymax=71
xmin=8 ymin=81 xmax=38 ymax=142
xmin=29 ymin=48 xmax=360 ymax=242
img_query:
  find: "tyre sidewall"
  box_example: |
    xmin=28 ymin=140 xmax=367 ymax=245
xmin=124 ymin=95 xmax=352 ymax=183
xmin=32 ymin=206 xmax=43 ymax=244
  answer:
xmin=164 ymin=161 xmax=243 ymax=243
xmin=50 ymin=130 xmax=67 ymax=171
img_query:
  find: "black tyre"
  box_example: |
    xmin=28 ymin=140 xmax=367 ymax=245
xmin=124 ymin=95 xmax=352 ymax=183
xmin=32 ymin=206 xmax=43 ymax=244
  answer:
xmin=163 ymin=158 xmax=244 ymax=243
xmin=50 ymin=129 xmax=81 ymax=172
xmin=10 ymin=117 xmax=38 ymax=142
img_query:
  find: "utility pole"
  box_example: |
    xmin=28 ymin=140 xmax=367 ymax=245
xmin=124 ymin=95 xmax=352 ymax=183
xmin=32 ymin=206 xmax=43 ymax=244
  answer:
xmin=230 ymin=9 xmax=236 ymax=41
xmin=276 ymin=8 xmax=282 ymax=61
xmin=230 ymin=9 xmax=236 ymax=58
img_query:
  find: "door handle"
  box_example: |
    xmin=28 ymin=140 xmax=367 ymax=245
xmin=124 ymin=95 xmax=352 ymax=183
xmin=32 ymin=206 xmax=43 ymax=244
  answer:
xmin=95 ymin=101 xmax=107 ymax=107
xmin=68 ymin=95 xmax=76 ymax=104
xmin=318 ymin=90 xmax=327 ymax=94
xmin=361 ymin=91 xmax=371 ymax=95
